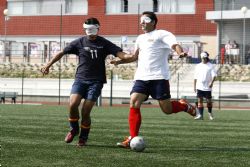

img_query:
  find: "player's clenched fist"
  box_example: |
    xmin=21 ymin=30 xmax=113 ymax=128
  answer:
xmin=40 ymin=66 xmax=50 ymax=75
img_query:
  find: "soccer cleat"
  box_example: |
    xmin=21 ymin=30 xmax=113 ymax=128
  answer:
xmin=117 ymin=136 xmax=131 ymax=148
xmin=64 ymin=129 xmax=79 ymax=143
xmin=208 ymin=113 xmax=214 ymax=120
xmin=77 ymin=138 xmax=87 ymax=147
xmin=194 ymin=114 xmax=203 ymax=120
xmin=179 ymin=99 xmax=196 ymax=117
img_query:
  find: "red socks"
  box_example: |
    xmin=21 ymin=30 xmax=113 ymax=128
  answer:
xmin=171 ymin=101 xmax=187 ymax=113
xmin=129 ymin=107 xmax=141 ymax=138
xmin=128 ymin=102 xmax=186 ymax=137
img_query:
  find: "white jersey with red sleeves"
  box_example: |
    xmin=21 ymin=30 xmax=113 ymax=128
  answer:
xmin=194 ymin=62 xmax=217 ymax=91
xmin=134 ymin=29 xmax=177 ymax=80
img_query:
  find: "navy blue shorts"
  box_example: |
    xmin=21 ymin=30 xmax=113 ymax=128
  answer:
xmin=71 ymin=80 xmax=103 ymax=102
xmin=131 ymin=80 xmax=171 ymax=100
xmin=196 ymin=89 xmax=212 ymax=99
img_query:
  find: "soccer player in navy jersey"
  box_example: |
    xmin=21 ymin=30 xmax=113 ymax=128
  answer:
xmin=110 ymin=11 xmax=196 ymax=148
xmin=41 ymin=17 xmax=134 ymax=147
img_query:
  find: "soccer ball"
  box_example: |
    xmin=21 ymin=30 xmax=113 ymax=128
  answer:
xmin=130 ymin=136 xmax=146 ymax=152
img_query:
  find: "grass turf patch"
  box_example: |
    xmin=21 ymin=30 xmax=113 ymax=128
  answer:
xmin=1 ymin=104 xmax=250 ymax=167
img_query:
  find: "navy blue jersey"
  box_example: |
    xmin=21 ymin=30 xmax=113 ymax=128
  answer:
xmin=63 ymin=36 xmax=122 ymax=83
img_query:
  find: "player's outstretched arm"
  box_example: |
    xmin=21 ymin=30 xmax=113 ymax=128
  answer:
xmin=40 ymin=51 xmax=64 ymax=75
xmin=111 ymin=49 xmax=139 ymax=66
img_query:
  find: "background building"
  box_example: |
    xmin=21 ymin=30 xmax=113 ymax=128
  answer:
xmin=0 ymin=0 xmax=250 ymax=105
xmin=207 ymin=0 xmax=250 ymax=64
xmin=0 ymin=0 xmax=217 ymax=63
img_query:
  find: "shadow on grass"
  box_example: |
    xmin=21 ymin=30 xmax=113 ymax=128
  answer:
xmin=189 ymin=146 xmax=250 ymax=152
xmin=65 ymin=141 xmax=250 ymax=153
xmin=65 ymin=143 xmax=156 ymax=154
xmin=66 ymin=143 xmax=123 ymax=149
xmin=150 ymin=146 xmax=250 ymax=153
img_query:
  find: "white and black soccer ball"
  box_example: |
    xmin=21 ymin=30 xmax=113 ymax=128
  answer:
xmin=130 ymin=136 xmax=146 ymax=152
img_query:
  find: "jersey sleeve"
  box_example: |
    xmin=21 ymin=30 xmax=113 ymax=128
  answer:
xmin=104 ymin=39 xmax=122 ymax=57
xmin=63 ymin=38 xmax=80 ymax=55
xmin=134 ymin=35 xmax=142 ymax=51
xmin=161 ymin=30 xmax=178 ymax=49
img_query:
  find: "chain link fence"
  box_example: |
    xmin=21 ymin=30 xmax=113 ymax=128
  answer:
xmin=0 ymin=1 xmax=250 ymax=108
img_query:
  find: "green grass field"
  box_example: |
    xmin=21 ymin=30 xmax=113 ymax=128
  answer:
xmin=1 ymin=104 xmax=250 ymax=167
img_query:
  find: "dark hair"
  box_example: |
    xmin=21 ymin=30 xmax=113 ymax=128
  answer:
xmin=142 ymin=11 xmax=158 ymax=27
xmin=202 ymin=51 xmax=210 ymax=61
xmin=204 ymin=51 xmax=209 ymax=57
xmin=84 ymin=17 xmax=100 ymax=26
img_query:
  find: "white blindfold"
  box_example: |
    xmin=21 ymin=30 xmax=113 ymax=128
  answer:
xmin=83 ymin=23 xmax=99 ymax=35
xmin=140 ymin=16 xmax=152 ymax=24
xmin=83 ymin=23 xmax=99 ymax=29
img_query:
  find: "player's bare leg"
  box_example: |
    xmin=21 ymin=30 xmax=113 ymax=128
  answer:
xmin=206 ymin=98 xmax=214 ymax=120
xmin=65 ymin=94 xmax=82 ymax=143
xmin=159 ymin=99 xmax=196 ymax=116
xmin=158 ymin=99 xmax=172 ymax=114
xmin=195 ymin=97 xmax=204 ymax=120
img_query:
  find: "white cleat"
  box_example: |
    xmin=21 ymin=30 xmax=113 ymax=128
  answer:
xmin=194 ymin=114 xmax=203 ymax=120
xmin=208 ymin=113 xmax=214 ymax=120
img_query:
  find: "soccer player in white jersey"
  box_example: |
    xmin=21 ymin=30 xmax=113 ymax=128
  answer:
xmin=111 ymin=11 xmax=196 ymax=148
xmin=194 ymin=52 xmax=217 ymax=120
